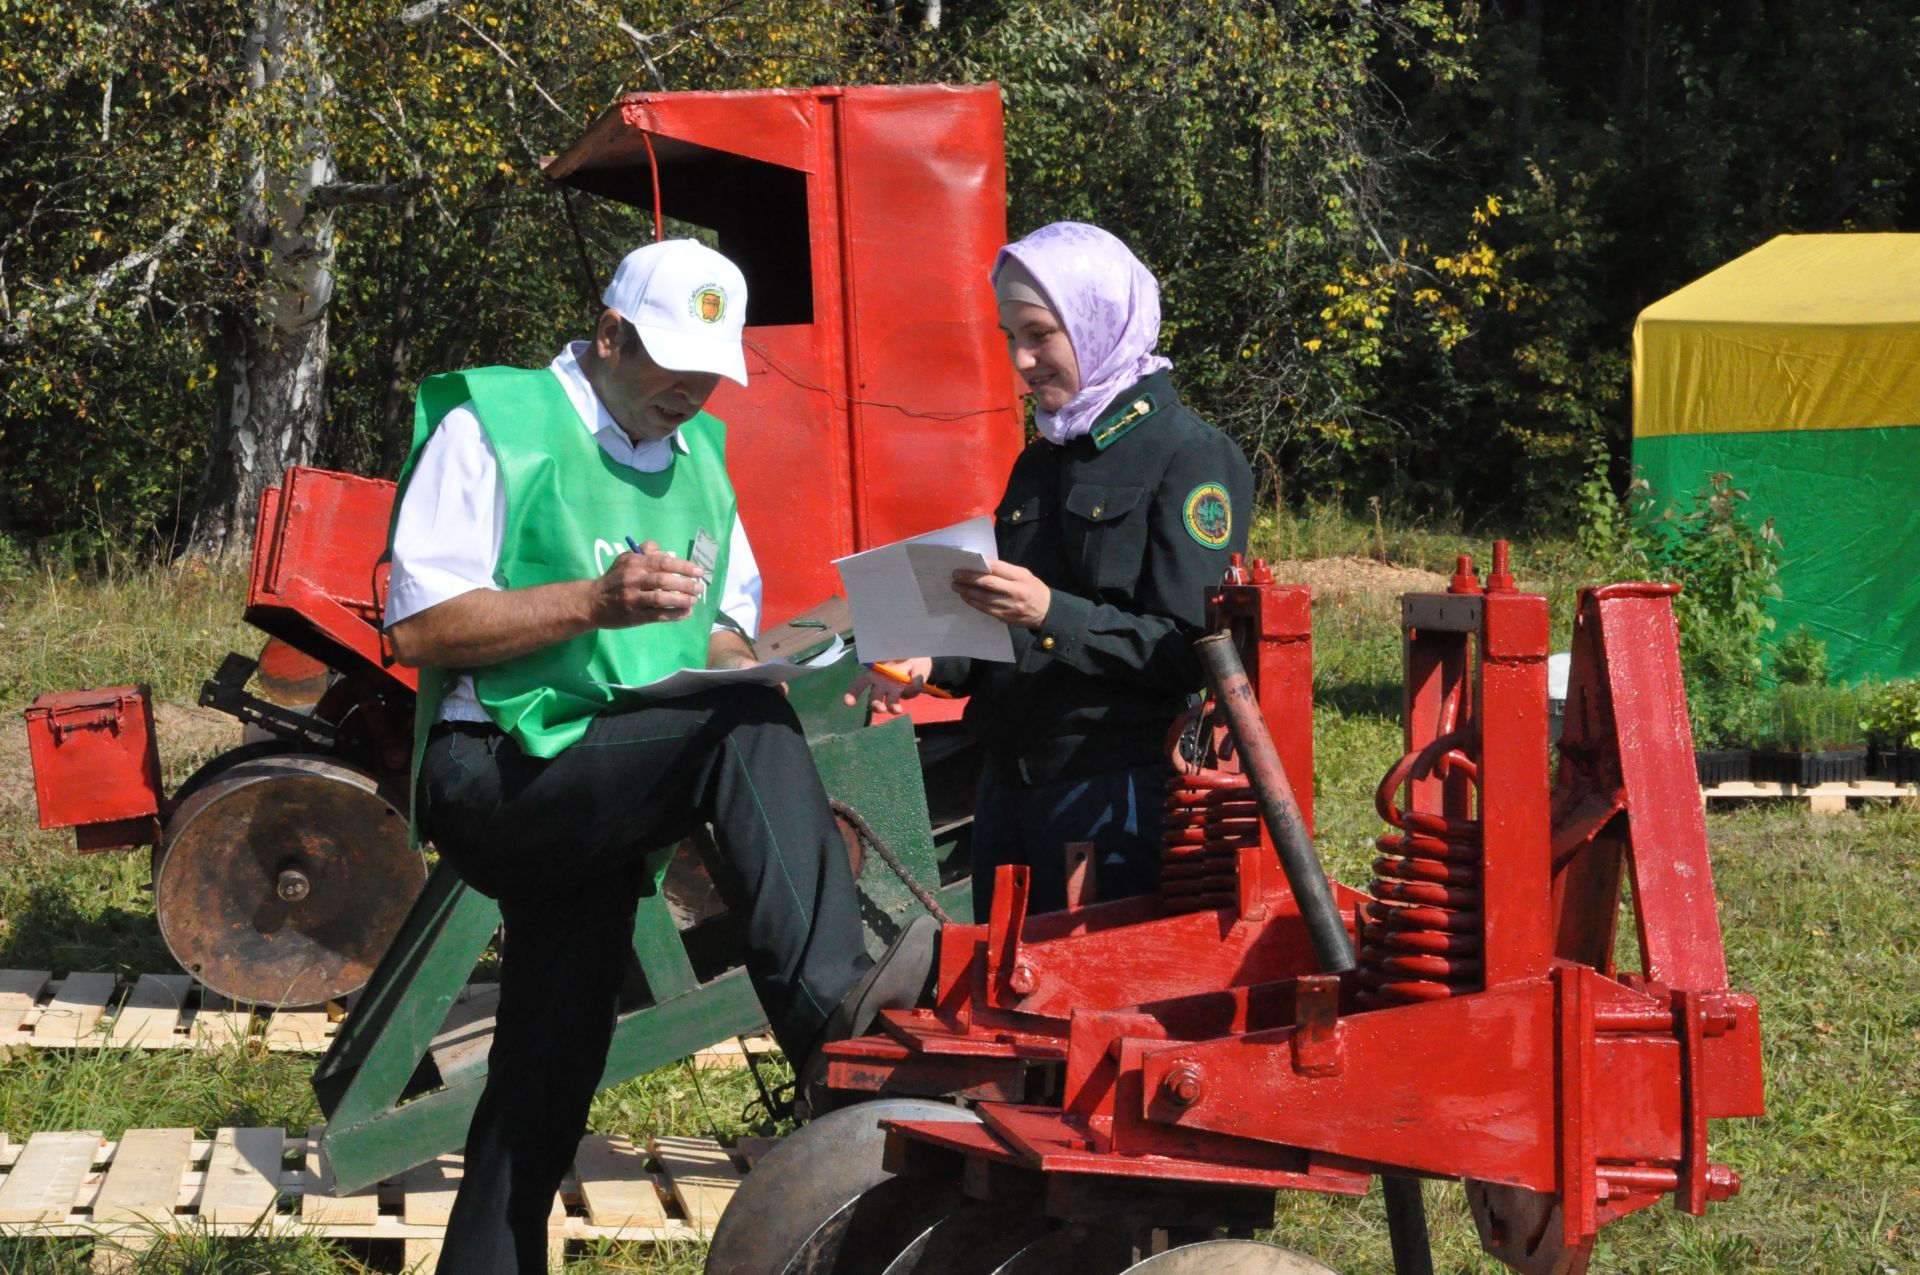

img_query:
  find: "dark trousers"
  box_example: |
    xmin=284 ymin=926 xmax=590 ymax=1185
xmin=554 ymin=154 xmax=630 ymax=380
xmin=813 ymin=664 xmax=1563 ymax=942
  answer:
xmin=417 ymin=686 xmax=871 ymax=1275
xmin=970 ymin=761 xmax=1170 ymax=917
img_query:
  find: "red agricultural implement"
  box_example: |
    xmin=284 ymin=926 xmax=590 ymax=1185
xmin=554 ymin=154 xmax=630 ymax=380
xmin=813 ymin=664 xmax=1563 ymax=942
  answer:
xmin=21 ymin=80 xmax=1763 ymax=1271
xmin=705 ymin=547 xmax=1765 ymax=1275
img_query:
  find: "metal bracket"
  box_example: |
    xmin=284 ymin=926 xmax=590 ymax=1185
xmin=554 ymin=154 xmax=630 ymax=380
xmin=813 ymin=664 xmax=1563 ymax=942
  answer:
xmin=198 ymin=651 xmax=338 ymax=745
xmin=1290 ymin=973 xmax=1345 ymax=1077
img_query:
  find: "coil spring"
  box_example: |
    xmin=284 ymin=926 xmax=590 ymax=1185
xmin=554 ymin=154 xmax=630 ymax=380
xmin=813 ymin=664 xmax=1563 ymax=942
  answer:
xmin=1160 ymin=706 xmax=1260 ymax=913
xmin=1356 ymin=731 xmax=1485 ymax=1009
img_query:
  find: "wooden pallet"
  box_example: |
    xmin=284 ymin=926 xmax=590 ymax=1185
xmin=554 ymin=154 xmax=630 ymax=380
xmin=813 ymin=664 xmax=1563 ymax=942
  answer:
xmin=1703 ymin=778 xmax=1919 ymax=813
xmin=0 ymin=973 xmax=776 ymax=1069
xmin=0 ymin=1124 xmax=749 ymax=1269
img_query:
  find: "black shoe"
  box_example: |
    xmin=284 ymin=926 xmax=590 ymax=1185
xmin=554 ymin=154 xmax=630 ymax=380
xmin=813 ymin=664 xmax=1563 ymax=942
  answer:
xmin=796 ymin=914 xmax=938 ymax=1115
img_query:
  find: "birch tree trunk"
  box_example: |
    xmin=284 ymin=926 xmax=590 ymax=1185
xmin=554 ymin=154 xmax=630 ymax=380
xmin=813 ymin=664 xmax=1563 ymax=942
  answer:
xmin=185 ymin=0 xmax=337 ymax=563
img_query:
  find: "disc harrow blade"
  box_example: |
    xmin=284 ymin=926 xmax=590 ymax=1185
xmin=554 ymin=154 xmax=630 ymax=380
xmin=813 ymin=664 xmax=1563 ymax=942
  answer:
xmin=1121 ymin=1239 xmax=1340 ymax=1274
xmin=704 ymin=1098 xmax=979 ymax=1275
xmin=876 ymin=1197 xmax=1054 ymax=1275
xmin=991 ymin=1221 xmax=1139 ymax=1274
xmin=783 ymin=1175 xmax=969 ymax=1275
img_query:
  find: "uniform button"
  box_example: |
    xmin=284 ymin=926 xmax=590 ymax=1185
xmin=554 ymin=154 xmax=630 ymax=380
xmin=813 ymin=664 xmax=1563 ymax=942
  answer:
xmin=1090 ymin=505 xmax=1103 ymax=518
xmin=1040 ymin=635 xmax=1056 ymax=650
xmin=1010 ymin=510 xmax=1023 ymax=523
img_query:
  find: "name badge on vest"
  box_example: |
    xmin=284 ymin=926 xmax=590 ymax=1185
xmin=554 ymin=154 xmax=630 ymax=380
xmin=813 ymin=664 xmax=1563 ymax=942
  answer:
xmin=689 ymin=528 xmax=719 ymax=601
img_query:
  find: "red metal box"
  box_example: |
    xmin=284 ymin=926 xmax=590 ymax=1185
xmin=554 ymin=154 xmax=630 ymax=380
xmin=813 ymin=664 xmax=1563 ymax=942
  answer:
xmin=23 ymin=685 xmax=165 ymax=851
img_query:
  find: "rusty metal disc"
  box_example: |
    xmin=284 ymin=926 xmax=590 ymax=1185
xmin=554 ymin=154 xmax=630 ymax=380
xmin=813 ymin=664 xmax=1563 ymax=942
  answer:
xmin=1120 ymin=1240 xmax=1339 ymax=1274
xmin=153 ymin=755 xmax=423 ymax=1006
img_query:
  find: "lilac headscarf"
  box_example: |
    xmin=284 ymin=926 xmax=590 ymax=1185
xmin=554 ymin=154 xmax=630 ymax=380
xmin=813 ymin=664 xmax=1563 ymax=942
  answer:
xmin=992 ymin=222 xmax=1173 ymax=446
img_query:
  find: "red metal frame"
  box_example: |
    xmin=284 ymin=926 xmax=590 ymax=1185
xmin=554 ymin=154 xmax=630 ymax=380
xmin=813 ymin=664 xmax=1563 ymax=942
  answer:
xmin=823 ymin=550 xmax=1764 ymax=1273
xmin=246 ymin=467 xmax=412 ymax=693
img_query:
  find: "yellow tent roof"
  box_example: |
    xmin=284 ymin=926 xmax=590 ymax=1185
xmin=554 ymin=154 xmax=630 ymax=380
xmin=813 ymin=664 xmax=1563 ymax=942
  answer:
xmin=1634 ymin=233 xmax=1920 ymax=438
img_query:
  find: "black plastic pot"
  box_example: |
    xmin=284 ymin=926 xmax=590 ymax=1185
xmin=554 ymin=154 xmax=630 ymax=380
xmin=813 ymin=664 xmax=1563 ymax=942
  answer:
xmin=1753 ymin=748 xmax=1867 ymax=785
xmin=1694 ymin=749 xmax=1753 ymax=786
xmin=1804 ymin=748 xmax=1868 ymax=784
xmin=1870 ymin=747 xmax=1920 ymax=784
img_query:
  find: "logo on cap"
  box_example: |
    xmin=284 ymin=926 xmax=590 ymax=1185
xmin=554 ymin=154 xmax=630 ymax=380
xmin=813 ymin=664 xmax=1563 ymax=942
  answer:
xmin=690 ymin=285 xmax=728 ymax=324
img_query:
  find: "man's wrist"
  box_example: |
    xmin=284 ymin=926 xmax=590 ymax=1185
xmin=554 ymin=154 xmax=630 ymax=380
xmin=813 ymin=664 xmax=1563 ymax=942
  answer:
xmin=707 ymin=628 xmax=758 ymax=669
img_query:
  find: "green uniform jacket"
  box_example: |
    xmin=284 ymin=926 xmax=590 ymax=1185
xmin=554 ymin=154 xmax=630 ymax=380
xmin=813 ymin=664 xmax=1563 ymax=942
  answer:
xmin=934 ymin=371 xmax=1255 ymax=785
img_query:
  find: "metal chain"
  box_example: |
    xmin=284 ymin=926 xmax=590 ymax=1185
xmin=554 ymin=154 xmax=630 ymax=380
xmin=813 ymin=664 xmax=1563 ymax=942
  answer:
xmin=829 ymin=797 xmax=954 ymax=925
xmin=738 ymin=1039 xmax=795 ymax=1132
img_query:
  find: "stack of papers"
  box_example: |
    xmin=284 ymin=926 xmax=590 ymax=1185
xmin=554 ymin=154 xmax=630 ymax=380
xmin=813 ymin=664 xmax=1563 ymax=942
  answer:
xmin=832 ymin=516 xmax=1015 ymax=665
xmin=599 ymin=634 xmax=846 ymax=698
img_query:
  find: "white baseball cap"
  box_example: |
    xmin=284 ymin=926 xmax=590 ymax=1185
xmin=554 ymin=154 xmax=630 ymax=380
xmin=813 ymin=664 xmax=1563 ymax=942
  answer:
xmin=602 ymin=239 xmax=749 ymax=386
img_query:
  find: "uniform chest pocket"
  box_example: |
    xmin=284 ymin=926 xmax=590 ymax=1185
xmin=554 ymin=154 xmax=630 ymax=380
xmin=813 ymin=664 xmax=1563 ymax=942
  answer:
xmin=995 ymin=494 xmax=1048 ymax=558
xmin=1064 ymin=483 xmax=1150 ymax=593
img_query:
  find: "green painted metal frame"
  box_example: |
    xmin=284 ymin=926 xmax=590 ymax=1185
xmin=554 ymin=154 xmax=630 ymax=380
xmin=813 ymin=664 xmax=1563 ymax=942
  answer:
xmin=313 ymin=653 xmax=969 ymax=1192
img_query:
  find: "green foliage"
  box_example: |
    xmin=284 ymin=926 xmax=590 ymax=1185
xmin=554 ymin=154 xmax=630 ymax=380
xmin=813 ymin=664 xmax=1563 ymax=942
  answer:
xmin=1760 ymin=683 xmax=1862 ymax=753
xmin=1584 ymin=470 xmax=1783 ymax=748
xmin=951 ymin=0 xmax=1508 ymax=512
xmin=1770 ymin=627 xmax=1831 ymax=688
xmin=0 ymin=531 xmax=27 ymax=599
xmin=8 ymin=2 xmax=1920 ymax=551
xmin=1859 ymin=679 xmax=1920 ymax=752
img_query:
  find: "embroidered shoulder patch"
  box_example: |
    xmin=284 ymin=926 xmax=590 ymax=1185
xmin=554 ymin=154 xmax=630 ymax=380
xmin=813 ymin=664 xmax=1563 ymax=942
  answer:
xmin=1183 ymin=483 xmax=1232 ymax=548
xmin=1091 ymin=394 xmax=1157 ymax=450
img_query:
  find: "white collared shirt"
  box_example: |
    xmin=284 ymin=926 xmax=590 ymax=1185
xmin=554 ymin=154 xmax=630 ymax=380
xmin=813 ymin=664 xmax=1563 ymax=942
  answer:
xmin=386 ymin=341 xmax=762 ymax=722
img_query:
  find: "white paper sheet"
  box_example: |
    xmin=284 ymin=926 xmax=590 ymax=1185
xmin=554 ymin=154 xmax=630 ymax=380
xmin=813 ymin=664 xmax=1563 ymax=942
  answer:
xmin=599 ymin=635 xmax=845 ymax=698
xmin=832 ymin=516 xmax=1015 ymax=664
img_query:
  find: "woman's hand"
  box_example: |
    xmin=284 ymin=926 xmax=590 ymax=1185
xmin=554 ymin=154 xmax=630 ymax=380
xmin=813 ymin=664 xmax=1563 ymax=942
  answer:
xmin=952 ymin=559 xmax=1051 ymax=630
xmin=844 ymin=657 xmax=934 ymax=715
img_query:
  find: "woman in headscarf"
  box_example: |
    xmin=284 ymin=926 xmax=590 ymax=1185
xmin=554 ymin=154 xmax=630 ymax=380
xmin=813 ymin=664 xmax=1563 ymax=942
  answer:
xmin=853 ymin=222 xmax=1255 ymax=916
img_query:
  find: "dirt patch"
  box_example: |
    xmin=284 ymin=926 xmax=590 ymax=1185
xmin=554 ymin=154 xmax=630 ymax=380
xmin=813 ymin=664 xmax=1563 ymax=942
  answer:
xmin=2 ymin=701 xmax=240 ymax=812
xmin=151 ymin=701 xmax=243 ymax=762
xmin=1268 ymin=556 xmax=1450 ymax=599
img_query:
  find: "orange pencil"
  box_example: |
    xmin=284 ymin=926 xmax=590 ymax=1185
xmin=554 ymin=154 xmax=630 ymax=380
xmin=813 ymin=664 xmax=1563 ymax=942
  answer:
xmin=870 ymin=662 xmax=956 ymax=699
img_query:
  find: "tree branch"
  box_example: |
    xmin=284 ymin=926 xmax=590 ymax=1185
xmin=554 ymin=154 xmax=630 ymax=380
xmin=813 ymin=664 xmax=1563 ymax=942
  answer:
xmin=398 ymin=0 xmax=450 ymax=27
xmin=308 ymin=176 xmax=430 ymax=210
xmin=0 ymin=221 xmax=188 ymax=348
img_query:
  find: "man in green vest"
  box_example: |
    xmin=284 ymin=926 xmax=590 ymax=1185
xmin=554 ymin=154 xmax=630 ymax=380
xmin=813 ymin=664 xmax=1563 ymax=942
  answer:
xmin=384 ymin=239 xmax=935 ymax=1275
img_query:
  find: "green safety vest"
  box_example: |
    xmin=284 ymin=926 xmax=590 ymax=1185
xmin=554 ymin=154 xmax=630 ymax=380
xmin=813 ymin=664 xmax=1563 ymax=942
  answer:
xmin=395 ymin=365 xmax=736 ymax=759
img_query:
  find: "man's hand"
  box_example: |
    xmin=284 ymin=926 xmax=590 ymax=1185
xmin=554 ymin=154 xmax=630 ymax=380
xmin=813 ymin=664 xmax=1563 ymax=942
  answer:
xmin=844 ymin=657 xmax=934 ymax=715
xmin=952 ymin=559 xmax=1050 ymax=630
xmin=591 ymin=541 xmax=708 ymax=629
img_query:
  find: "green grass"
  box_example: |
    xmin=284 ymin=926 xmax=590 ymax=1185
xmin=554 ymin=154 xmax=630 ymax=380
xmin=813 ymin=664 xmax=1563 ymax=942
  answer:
xmin=2 ymin=518 xmax=1917 ymax=1272
xmin=0 ymin=558 xmax=252 ymax=716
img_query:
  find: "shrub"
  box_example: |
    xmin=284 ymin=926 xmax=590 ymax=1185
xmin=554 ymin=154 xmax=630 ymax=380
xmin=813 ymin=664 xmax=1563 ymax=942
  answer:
xmin=1859 ymin=679 xmax=1920 ymax=752
xmin=1770 ymin=626 xmax=1829 ymax=687
xmin=1583 ymin=465 xmax=1783 ymax=749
